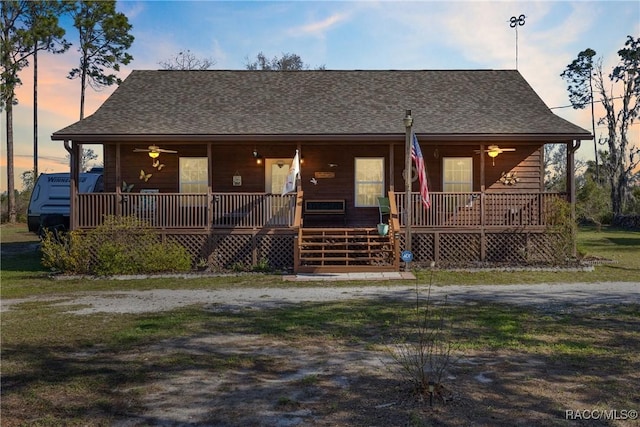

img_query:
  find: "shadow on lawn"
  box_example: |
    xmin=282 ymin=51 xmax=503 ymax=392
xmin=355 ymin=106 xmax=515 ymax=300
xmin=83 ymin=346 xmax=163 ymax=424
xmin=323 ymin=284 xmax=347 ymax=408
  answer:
xmin=1 ymin=299 xmax=638 ymax=426
xmin=0 ymin=242 xmax=45 ymax=273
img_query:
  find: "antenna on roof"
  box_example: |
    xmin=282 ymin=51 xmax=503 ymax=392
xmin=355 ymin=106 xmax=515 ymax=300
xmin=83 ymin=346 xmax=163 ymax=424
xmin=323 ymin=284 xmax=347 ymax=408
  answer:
xmin=509 ymin=14 xmax=526 ymax=69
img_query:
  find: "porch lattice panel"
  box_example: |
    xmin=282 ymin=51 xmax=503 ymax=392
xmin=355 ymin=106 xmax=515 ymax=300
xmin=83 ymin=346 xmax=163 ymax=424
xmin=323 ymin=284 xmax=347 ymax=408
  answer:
xmin=256 ymin=234 xmax=294 ymax=269
xmin=525 ymin=232 xmax=567 ymax=263
xmin=209 ymin=234 xmax=254 ymax=268
xmin=486 ymin=233 xmax=527 ymax=263
xmin=439 ymin=233 xmax=481 ymax=263
xmin=166 ymin=234 xmax=209 ymax=262
xmin=398 ymin=233 xmax=435 ymax=264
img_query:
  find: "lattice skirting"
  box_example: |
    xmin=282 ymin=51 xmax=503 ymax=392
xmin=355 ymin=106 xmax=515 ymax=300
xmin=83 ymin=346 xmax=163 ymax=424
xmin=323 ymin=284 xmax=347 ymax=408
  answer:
xmin=401 ymin=229 xmax=569 ymax=267
xmin=164 ymin=230 xmax=295 ymax=271
xmin=80 ymin=228 xmax=569 ymax=270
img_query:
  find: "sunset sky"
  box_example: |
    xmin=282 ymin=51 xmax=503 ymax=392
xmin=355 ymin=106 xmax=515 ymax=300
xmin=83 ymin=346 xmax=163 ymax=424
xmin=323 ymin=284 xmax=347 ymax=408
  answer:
xmin=2 ymin=0 xmax=639 ymax=192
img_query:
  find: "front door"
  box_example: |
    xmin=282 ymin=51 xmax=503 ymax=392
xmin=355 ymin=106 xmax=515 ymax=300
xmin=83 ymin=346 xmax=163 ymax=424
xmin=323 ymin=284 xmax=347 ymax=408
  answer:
xmin=265 ymin=158 xmax=293 ymax=194
xmin=265 ymin=158 xmax=294 ymax=225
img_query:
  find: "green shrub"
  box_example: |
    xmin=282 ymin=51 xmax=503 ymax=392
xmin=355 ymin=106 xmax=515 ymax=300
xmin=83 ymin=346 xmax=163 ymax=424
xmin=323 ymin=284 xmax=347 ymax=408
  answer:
xmin=141 ymin=241 xmax=192 ymax=273
xmin=545 ymin=197 xmax=576 ymax=262
xmin=94 ymin=241 xmax=137 ymax=276
xmin=40 ymin=229 xmax=92 ymax=274
xmin=253 ymin=256 xmax=271 ymax=272
xmin=41 ymin=216 xmax=192 ymax=276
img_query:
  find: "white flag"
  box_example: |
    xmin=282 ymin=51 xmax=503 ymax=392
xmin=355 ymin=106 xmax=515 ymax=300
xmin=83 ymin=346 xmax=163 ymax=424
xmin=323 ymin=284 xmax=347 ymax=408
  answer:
xmin=282 ymin=150 xmax=300 ymax=195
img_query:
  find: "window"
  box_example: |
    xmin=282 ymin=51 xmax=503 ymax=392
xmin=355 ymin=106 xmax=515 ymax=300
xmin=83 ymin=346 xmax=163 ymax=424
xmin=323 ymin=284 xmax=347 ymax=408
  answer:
xmin=179 ymin=157 xmax=208 ymax=193
xmin=355 ymin=157 xmax=384 ymax=207
xmin=443 ymin=157 xmax=472 ymax=192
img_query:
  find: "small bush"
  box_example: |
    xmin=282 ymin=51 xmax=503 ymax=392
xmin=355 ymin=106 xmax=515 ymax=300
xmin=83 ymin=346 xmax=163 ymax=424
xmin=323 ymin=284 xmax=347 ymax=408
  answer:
xmin=545 ymin=197 xmax=576 ymax=262
xmin=141 ymin=241 xmax=192 ymax=273
xmin=41 ymin=216 xmax=192 ymax=276
xmin=253 ymin=257 xmax=271 ymax=272
xmin=94 ymin=241 xmax=137 ymax=276
xmin=40 ymin=229 xmax=92 ymax=274
xmin=387 ymin=275 xmax=458 ymax=401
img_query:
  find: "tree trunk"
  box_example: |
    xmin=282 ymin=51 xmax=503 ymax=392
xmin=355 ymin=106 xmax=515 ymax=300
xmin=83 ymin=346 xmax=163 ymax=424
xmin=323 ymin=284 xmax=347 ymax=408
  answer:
xmin=33 ymin=47 xmax=38 ymax=177
xmin=79 ymin=46 xmax=89 ymax=120
xmin=80 ymin=65 xmax=86 ymax=120
xmin=6 ymin=99 xmax=16 ymax=223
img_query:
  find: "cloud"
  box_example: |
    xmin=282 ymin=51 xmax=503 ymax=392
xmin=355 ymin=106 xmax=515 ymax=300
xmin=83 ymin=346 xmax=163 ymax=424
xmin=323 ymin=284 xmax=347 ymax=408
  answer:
xmin=288 ymin=12 xmax=349 ymax=38
xmin=118 ymin=1 xmax=145 ymax=20
xmin=210 ymin=39 xmax=228 ymax=68
xmin=14 ymin=51 xmax=121 ymax=123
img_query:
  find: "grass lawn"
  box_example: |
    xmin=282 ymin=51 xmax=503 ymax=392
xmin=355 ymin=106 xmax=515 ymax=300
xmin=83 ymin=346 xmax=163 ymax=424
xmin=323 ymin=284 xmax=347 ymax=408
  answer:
xmin=2 ymin=292 xmax=639 ymax=425
xmin=1 ymin=223 xmax=639 ymax=300
xmin=1 ymin=223 xmax=639 ymax=425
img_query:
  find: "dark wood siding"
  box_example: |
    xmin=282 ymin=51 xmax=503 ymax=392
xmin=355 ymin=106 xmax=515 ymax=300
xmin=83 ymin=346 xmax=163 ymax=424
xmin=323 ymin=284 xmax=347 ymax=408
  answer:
xmin=485 ymin=144 xmax=542 ymax=192
xmin=104 ymin=140 xmax=543 ymax=202
xmin=390 ymin=142 xmax=543 ymax=193
xmin=105 ymin=144 xmax=206 ymax=192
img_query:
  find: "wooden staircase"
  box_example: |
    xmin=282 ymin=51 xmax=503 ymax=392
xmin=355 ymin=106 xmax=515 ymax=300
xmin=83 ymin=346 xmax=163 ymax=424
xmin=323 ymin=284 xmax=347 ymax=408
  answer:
xmin=294 ymin=227 xmax=399 ymax=273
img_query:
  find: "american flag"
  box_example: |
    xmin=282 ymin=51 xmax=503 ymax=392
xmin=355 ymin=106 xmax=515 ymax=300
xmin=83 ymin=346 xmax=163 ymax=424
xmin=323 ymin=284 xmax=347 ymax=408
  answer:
xmin=411 ymin=134 xmax=431 ymax=209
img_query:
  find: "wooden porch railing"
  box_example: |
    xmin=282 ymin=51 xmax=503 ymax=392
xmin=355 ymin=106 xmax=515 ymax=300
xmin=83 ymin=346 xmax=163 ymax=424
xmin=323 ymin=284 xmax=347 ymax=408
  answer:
xmin=77 ymin=191 xmax=566 ymax=230
xmin=77 ymin=192 xmax=297 ymax=229
xmin=393 ymin=191 xmax=568 ymax=228
xmin=387 ymin=191 xmax=401 ymax=271
xmin=213 ymin=193 xmax=296 ymax=227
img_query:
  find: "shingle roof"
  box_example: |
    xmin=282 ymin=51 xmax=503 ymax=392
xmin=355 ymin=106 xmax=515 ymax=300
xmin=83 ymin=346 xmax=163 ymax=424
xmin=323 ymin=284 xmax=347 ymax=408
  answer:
xmin=52 ymin=69 xmax=590 ymax=140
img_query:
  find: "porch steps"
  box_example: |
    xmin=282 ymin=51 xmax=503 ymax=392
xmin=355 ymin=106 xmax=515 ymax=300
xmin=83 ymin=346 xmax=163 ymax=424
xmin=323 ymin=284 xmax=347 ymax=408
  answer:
xmin=296 ymin=227 xmax=397 ymax=273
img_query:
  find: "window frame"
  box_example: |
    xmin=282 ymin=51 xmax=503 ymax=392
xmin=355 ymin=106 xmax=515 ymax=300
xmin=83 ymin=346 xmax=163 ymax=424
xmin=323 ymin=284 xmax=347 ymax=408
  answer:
xmin=442 ymin=157 xmax=473 ymax=193
xmin=179 ymin=157 xmax=208 ymax=194
xmin=354 ymin=157 xmax=385 ymax=207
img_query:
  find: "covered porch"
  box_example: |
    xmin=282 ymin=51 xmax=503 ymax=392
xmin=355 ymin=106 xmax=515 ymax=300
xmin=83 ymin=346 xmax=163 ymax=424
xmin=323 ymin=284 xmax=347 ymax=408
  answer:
xmin=74 ymin=190 xmax=568 ymax=272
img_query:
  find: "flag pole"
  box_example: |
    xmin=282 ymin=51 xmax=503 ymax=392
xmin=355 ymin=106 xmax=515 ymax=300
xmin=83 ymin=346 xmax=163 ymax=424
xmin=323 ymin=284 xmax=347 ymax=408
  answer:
xmin=403 ymin=110 xmax=413 ymax=270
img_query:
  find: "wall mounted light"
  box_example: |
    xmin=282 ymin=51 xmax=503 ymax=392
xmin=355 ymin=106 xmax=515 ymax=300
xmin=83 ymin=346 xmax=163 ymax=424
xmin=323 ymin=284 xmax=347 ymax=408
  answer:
xmin=252 ymin=148 xmax=263 ymax=165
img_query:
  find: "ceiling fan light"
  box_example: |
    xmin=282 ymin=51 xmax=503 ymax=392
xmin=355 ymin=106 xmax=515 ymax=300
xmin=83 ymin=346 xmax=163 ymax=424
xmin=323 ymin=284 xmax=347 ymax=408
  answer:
xmin=148 ymin=151 xmax=160 ymax=159
xmin=488 ymin=150 xmax=499 ymax=158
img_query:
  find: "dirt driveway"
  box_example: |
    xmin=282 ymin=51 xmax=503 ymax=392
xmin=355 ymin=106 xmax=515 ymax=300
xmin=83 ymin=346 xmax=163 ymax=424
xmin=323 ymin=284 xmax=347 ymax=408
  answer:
xmin=3 ymin=281 xmax=638 ymax=315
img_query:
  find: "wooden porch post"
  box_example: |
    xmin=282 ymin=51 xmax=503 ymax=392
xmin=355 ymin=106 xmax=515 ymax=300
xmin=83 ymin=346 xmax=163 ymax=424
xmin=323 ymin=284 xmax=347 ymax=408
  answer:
xmin=115 ymin=143 xmax=122 ymax=218
xmin=207 ymin=143 xmax=213 ymax=232
xmin=479 ymin=143 xmax=486 ymax=262
xmin=297 ymin=143 xmax=302 ymax=193
xmin=403 ymin=110 xmax=413 ymax=270
xmin=389 ymin=142 xmax=395 ymax=192
xmin=70 ymin=141 xmax=80 ymax=230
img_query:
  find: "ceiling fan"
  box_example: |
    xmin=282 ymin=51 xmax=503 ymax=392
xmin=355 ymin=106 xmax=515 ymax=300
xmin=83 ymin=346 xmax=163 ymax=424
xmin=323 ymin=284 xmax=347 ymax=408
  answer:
xmin=475 ymin=145 xmax=516 ymax=165
xmin=133 ymin=145 xmax=177 ymax=158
